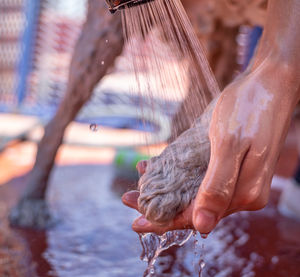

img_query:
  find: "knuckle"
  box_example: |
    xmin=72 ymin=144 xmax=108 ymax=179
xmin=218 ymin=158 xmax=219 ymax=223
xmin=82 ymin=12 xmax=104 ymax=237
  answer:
xmin=220 ymin=136 xmax=235 ymax=147
xmin=245 ymin=196 xmax=268 ymax=211
xmin=251 ymin=146 xmax=270 ymax=162
xmin=252 ymin=188 xmax=270 ymax=210
xmin=202 ymin=186 xmax=232 ymax=205
xmin=236 ymin=181 xmax=269 ymax=210
xmin=255 ymin=197 xmax=268 ymax=209
xmin=236 ymin=188 xmax=261 ymax=207
xmin=214 ymin=134 xmax=251 ymax=153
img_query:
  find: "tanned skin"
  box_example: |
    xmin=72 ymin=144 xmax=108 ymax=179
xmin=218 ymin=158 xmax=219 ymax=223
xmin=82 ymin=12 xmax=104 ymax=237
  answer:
xmin=123 ymin=0 xmax=300 ymax=235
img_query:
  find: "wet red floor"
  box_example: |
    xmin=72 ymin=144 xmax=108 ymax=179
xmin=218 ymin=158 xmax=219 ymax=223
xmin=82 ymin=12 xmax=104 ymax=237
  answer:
xmin=0 ymin=142 xmax=300 ymax=276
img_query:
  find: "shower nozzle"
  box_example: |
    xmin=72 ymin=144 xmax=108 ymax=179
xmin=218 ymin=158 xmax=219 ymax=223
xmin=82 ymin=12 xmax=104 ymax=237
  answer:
xmin=106 ymin=0 xmax=154 ymax=13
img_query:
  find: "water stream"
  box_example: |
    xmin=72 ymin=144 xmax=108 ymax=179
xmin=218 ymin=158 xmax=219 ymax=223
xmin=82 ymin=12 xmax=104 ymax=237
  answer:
xmin=139 ymin=230 xmax=194 ymax=276
xmin=120 ymin=0 xmax=220 ymax=274
xmin=121 ymin=0 xmax=220 ymax=140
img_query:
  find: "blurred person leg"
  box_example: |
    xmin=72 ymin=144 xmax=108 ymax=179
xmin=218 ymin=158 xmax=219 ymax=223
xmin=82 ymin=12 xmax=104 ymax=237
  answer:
xmin=9 ymin=0 xmax=124 ymax=229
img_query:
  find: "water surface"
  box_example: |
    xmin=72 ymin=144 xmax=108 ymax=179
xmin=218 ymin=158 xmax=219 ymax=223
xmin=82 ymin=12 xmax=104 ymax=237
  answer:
xmin=0 ymin=164 xmax=299 ymax=276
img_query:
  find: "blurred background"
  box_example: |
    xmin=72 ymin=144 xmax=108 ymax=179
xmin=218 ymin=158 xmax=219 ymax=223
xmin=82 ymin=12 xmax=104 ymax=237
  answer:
xmin=0 ymin=0 xmax=300 ymax=276
xmin=1 ymin=0 xmax=86 ymax=115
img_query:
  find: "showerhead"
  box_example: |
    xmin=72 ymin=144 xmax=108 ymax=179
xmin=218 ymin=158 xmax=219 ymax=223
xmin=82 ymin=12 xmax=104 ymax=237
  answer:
xmin=105 ymin=0 xmax=154 ymax=13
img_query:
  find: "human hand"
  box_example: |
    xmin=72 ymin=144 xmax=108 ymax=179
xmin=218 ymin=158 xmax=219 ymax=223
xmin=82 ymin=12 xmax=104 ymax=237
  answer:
xmin=192 ymin=60 xmax=299 ymax=233
xmin=123 ymin=61 xmax=299 ymax=235
xmin=122 ymin=190 xmax=194 ymax=235
xmin=122 ymin=161 xmax=194 ymax=234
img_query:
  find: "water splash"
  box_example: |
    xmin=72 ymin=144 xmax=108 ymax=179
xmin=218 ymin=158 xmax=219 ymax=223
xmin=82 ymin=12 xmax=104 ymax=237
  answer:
xmin=139 ymin=229 xmax=194 ymax=276
xmin=199 ymin=260 xmax=205 ymax=277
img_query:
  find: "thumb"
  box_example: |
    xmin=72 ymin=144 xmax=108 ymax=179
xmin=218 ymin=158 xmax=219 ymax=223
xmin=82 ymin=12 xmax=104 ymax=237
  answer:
xmin=193 ymin=146 xmax=246 ymax=234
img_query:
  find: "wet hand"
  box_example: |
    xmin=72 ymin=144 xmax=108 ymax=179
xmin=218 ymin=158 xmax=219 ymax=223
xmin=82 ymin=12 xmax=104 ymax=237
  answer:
xmin=193 ymin=61 xmax=299 ymax=234
xmin=122 ymin=190 xmax=194 ymax=235
xmin=123 ymin=62 xmax=299 ymax=235
xmin=123 ymin=161 xmax=194 ymax=234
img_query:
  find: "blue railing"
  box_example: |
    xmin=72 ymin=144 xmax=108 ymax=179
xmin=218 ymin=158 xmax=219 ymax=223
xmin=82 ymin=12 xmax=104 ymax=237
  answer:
xmin=16 ymin=0 xmax=40 ymax=107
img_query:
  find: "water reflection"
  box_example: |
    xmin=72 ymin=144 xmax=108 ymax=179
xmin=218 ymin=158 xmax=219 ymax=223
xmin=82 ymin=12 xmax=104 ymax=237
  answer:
xmin=0 ymin=164 xmax=300 ymax=276
xmin=46 ymin=165 xmax=145 ymax=277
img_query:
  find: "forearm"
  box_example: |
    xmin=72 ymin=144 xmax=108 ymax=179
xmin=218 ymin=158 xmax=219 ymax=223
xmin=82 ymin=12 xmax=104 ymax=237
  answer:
xmin=249 ymin=1 xmax=299 ymax=72
xmin=245 ymin=0 xmax=300 ymax=100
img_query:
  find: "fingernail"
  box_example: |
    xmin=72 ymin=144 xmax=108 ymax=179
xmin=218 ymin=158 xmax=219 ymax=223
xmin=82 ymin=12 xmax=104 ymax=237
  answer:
xmin=122 ymin=191 xmax=139 ymax=202
xmin=141 ymin=160 xmax=147 ymax=168
xmin=137 ymin=160 xmax=147 ymax=172
xmin=135 ymin=217 xmax=151 ymax=227
xmin=194 ymin=209 xmax=217 ymax=233
xmin=122 ymin=193 xmax=129 ymax=200
xmin=122 ymin=192 xmax=133 ymax=202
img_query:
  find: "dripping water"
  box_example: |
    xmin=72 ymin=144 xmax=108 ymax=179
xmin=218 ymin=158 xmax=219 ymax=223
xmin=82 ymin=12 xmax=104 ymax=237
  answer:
xmin=201 ymin=233 xmax=208 ymax=239
xmin=193 ymin=231 xmax=207 ymax=277
xmin=139 ymin=230 xmax=194 ymax=276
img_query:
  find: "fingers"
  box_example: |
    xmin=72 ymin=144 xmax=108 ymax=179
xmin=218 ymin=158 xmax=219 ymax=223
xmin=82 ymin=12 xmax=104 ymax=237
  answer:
xmin=122 ymin=160 xmax=147 ymax=210
xmin=195 ymin=151 xmax=271 ymax=227
xmin=228 ymin=151 xmax=272 ymax=212
xmin=122 ymin=191 xmax=167 ymax=234
xmin=122 ymin=190 xmax=140 ymax=211
xmin=136 ymin=160 xmax=147 ymax=175
xmin=193 ymin=144 xmax=249 ymax=234
xmin=132 ymin=203 xmax=194 ymax=234
xmin=122 ymin=192 xmax=168 ymax=234
xmin=132 ymin=216 xmax=171 ymax=235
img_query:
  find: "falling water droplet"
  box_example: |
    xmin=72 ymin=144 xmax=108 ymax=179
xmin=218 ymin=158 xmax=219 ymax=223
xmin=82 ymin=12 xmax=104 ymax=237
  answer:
xmin=89 ymin=123 xmax=98 ymax=132
xmin=193 ymin=232 xmax=199 ymax=271
xmin=198 ymin=260 xmax=206 ymax=277
xmin=149 ymin=267 xmax=155 ymax=275
xmin=101 ymin=60 xmax=105 ymax=65
xmin=200 ymin=233 xmax=208 ymax=239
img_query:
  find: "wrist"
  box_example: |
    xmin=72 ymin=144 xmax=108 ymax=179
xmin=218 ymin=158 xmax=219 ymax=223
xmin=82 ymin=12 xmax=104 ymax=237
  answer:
xmin=237 ymin=54 xmax=300 ymax=109
xmin=249 ymin=54 xmax=300 ymax=99
xmin=265 ymin=52 xmax=300 ymax=86
xmin=248 ymin=35 xmax=300 ymax=86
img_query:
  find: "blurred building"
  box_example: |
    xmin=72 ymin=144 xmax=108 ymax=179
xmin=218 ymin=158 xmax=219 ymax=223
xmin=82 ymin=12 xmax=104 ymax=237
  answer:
xmin=0 ymin=0 xmax=25 ymax=109
xmin=0 ymin=0 xmax=87 ymax=115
